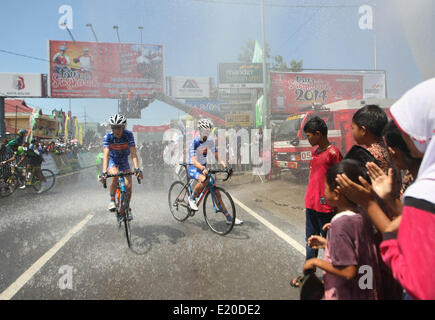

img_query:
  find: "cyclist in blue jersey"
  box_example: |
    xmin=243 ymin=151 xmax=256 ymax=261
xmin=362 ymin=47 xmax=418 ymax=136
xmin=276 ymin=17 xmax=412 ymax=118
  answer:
xmin=100 ymin=114 xmax=143 ymax=215
xmin=188 ymin=119 xmax=243 ymax=225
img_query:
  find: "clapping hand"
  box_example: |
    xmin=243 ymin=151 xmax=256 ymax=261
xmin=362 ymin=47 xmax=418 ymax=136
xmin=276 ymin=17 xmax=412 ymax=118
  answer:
xmin=366 ymin=162 xmax=397 ymax=200
xmin=335 ymin=173 xmax=374 ymax=207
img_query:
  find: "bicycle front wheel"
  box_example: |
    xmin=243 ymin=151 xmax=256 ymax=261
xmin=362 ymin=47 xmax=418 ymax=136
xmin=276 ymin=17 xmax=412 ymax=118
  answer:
xmin=0 ymin=174 xmax=18 ymax=197
xmin=203 ymin=186 xmax=236 ymax=235
xmin=121 ymin=192 xmax=132 ymax=248
xmin=168 ymin=181 xmax=191 ymax=222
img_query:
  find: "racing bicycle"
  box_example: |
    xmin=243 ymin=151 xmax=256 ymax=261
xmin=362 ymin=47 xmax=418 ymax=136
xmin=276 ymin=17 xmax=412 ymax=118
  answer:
xmin=168 ymin=163 xmax=236 ymax=235
xmin=0 ymin=163 xmax=55 ymax=197
xmin=102 ymin=171 xmax=141 ymax=248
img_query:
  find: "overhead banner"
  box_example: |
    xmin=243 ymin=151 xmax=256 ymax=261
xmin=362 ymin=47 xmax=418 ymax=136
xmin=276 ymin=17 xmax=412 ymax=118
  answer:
xmin=218 ymin=63 xmax=263 ymax=88
xmin=132 ymin=124 xmax=171 ymax=133
xmin=49 ymin=40 xmax=165 ymax=98
xmin=168 ymin=76 xmax=211 ymax=99
xmin=0 ymin=73 xmax=47 ymax=97
xmin=270 ymin=71 xmax=386 ymax=114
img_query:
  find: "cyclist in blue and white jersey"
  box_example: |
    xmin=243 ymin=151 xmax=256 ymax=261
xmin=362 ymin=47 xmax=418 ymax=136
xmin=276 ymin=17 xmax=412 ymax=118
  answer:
xmin=187 ymin=119 xmax=243 ymax=225
xmin=100 ymin=114 xmax=143 ymax=214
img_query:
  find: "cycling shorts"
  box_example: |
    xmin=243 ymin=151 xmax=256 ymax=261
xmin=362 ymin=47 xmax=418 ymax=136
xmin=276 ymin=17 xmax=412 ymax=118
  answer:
xmin=108 ymin=157 xmax=130 ymax=172
xmin=28 ymin=155 xmax=43 ymax=168
xmin=187 ymin=165 xmax=214 ymax=184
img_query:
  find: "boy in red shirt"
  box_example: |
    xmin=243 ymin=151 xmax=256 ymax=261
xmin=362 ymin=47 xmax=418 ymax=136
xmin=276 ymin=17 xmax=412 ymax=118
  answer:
xmin=291 ymin=116 xmax=342 ymax=288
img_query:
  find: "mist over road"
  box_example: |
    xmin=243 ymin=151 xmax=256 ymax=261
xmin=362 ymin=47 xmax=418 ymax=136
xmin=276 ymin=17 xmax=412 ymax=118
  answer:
xmin=0 ymin=167 xmax=306 ymax=300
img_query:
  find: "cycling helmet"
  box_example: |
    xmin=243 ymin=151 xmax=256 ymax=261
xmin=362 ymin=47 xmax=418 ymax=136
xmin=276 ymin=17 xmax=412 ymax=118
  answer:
xmin=17 ymin=146 xmax=24 ymax=153
xmin=7 ymin=139 xmax=18 ymax=148
xmin=18 ymin=129 xmax=27 ymax=136
xmin=197 ymin=119 xmax=213 ymax=130
xmin=109 ymin=114 xmax=127 ymax=126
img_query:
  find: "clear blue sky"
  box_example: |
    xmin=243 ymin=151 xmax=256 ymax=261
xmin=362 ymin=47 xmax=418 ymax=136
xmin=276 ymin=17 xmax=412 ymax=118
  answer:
xmin=0 ymin=0 xmax=428 ymax=129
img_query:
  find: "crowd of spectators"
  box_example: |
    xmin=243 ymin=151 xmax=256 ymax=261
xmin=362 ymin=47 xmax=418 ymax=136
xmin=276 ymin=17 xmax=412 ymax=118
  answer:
xmin=290 ymin=77 xmax=435 ymax=300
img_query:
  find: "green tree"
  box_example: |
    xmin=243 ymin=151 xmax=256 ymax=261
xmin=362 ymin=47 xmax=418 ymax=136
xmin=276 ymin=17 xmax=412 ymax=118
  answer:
xmin=289 ymin=59 xmax=303 ymax=72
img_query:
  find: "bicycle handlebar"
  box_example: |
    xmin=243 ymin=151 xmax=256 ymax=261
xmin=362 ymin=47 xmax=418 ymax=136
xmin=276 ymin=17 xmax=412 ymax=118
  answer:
xmin=100 ymin=171 xmax=142 ymax=189
xmin=208 ymin=168 xmax=233 ymax=182
xmin=178 ymin=163 xmax=233 ymax=182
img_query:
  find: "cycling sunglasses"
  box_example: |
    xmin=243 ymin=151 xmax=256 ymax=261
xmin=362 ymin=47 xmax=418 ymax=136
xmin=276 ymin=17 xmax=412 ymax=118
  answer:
xmin=111 ymin=125 xmax=125 ymax=130
xmin=199 ymin=128 xmax=211 ymax=136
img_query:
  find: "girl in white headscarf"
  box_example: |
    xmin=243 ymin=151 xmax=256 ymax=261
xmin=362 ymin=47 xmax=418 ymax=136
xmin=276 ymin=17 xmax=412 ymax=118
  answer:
xmin=336 ymin=78 xmax=435 ymax=300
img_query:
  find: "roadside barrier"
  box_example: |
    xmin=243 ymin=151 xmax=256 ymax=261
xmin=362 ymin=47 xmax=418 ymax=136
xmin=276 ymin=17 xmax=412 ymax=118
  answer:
xmin=42 ymin=152 xmax=98 ymax=175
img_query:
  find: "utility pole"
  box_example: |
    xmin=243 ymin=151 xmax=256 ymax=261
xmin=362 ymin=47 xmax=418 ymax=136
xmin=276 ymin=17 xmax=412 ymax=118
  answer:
xmin=0 ymin=97 xmax=5 ymax=138
xmin=373 ymin=6 xmax=377 ymax=70
xmin=260 ymin=0 xmax=269 ymax=129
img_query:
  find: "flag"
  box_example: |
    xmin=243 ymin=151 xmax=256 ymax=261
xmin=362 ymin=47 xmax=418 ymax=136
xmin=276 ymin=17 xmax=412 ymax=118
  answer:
xmin=74 ymin=118 xmax=79 ymax=140
xmin=255 ymin=95 xmax=264 ymax=129
xmin=252 ymin=40 xmax=263 ymax=63
xmin=64 ymin=115 xmax=69 ymax=141
xmin=79 ymin=124 xmax=83 ymax=145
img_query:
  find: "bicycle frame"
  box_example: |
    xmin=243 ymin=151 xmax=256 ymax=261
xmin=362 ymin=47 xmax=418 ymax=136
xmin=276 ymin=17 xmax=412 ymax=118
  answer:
xmin=184 ymin=173 xmax=222 ymax=213
xmin=113 ymin=173 xmax=128 ymax=215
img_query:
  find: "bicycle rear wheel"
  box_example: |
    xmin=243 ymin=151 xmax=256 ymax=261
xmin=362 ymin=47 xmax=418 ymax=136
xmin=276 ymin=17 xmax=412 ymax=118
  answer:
xmin=33 ymin=169 xmax=56 ymax=194
xmin=120 ymin=192 xmax=132 ymax=248
xmin=203 ymin=186 xmax=236 ymax=235
xmin=168 ymin=181 xmax=191 ymax=222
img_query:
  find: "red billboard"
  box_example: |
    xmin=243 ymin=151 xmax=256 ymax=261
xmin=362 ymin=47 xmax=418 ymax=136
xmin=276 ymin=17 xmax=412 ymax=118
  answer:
xmin=49 ymin=40 xmax=164 ymax=98
xmin=270 ymin=72 xmax=364 ymax=114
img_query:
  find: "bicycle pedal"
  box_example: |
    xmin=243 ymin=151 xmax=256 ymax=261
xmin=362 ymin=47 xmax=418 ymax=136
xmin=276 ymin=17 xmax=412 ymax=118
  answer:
xmin=188 ymin=210 xmax=196 ymax=217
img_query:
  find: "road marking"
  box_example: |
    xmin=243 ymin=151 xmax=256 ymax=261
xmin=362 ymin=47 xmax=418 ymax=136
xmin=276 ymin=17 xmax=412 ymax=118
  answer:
xmin=0 ymin=214 xmax=94 ymax=300
xmin=232 ymin=196 xmax=306 ymax=256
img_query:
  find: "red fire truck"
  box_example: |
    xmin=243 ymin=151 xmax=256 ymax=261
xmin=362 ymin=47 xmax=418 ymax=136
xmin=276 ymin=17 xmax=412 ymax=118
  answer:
xmin=272 ymin=99 xmax=396 ymax=178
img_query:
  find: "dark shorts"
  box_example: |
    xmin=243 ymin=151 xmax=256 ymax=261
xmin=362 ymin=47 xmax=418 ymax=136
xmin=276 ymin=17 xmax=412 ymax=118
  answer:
xmin=28 ymin=156 xmax=43 ymax=167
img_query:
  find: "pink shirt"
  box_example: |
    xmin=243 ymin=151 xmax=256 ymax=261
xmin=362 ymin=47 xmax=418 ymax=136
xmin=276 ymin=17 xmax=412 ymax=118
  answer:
xmin=305 ymin=144 xmax=342 ymax=213
xmin=380 ymin=197 xmax=435 ymax=300
xmin=323 ymin=211 xmax=381 ymax=300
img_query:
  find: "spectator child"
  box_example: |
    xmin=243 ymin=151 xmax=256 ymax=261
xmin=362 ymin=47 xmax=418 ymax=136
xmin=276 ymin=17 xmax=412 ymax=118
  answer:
xmin=381 ymin=120 xmax=421 ymax=197
xmin=351 ymin=104 xmax=403 ymax=299
xmin=291 ymin=116 xmax=343 ymax=287
xmin=303 ymin=159 xmax=382 ymax=300
xmin=351 ymin=105 xmax=390 ymax=173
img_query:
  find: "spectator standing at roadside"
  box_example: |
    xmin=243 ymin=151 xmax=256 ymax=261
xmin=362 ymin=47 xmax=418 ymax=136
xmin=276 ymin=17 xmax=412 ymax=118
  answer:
xmin=351 ymin=104 xmax=403 ymax=299
xmin=303 ymin=160 xmax=382 ymax=300
xmin=291 ymin=116 xmax=342 ymax=288
xmin=336 ymin=78 xmax=435 ymax=299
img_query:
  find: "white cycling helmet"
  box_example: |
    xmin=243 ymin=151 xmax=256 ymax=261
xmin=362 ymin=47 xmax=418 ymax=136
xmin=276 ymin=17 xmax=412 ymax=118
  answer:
xmin=197 ymin=119 xmax=213 ymax=130
xmin=109 ymin=114 xmax=127 ymax=126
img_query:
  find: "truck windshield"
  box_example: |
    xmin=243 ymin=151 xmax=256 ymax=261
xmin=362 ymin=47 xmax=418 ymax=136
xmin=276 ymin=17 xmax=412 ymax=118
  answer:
xmin=276 ymin=115 xmax=304 ymax=139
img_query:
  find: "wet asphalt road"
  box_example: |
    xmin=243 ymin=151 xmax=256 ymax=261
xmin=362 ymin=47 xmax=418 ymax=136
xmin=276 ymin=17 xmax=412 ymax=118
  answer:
xmin=0 ymin=167 xmax=306 ymax=300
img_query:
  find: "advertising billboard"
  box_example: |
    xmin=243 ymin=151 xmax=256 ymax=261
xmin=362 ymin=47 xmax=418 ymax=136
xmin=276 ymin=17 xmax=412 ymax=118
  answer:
xmin=225 ymin=113 xmax=252 ymax=128
xmin=270 ymin=71 xmax=386 ymax=114
xmin=48 ymin=40 xmax=164 ymax=98
xmin=184 ymin=99 xmax=224 ymax=117
xmin=218 ymin=63 xmax=263 ymax=88
xmin=0 ymin=73 xmax=47 ymax=97
xmin=168 ymin=76 xmax=211 ymax=99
